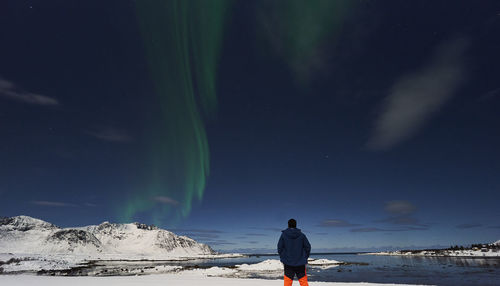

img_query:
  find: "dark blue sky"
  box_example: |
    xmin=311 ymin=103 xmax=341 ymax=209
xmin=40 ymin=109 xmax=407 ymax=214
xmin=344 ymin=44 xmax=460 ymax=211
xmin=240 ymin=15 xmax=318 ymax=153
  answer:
xmin=1 ymin=0 xmax=499 ymax=252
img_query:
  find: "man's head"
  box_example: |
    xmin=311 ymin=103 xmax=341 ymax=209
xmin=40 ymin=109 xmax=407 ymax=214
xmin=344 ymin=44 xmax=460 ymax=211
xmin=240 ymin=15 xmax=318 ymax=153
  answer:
xmin=288 ymin=218 xmax=297 ymax=228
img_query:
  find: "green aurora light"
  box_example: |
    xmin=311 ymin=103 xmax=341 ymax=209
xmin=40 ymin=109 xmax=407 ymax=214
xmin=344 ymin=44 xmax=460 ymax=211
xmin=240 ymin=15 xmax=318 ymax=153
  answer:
xmin=121 ymin=0 xmax=230 ymax=225
xmin=260 ymin=0 xmax=352 ymax=82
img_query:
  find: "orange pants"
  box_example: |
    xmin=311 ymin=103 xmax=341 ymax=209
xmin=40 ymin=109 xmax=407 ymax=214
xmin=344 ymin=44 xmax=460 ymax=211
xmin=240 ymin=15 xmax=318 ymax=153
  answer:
xmin=284 ymin=275 xmax=308 ymax=286
xmin=284 ymin=264 xmax=308 ymax=286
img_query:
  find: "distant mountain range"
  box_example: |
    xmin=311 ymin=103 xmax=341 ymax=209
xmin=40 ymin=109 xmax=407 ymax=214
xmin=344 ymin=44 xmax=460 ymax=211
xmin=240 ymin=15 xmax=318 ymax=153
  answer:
xmin=0 ymin=216 xmax=215 ymax=258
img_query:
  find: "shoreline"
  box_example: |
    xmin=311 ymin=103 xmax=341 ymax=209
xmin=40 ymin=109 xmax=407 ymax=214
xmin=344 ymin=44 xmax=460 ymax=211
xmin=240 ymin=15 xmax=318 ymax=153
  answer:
xmin=364 ymin=252 xmax=500 ymax=258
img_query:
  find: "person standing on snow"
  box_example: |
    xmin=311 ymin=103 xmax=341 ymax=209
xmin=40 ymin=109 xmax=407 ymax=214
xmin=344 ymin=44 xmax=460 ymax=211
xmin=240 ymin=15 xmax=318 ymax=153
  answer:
xmin=277 ymin=218 xmax=311 ymax=286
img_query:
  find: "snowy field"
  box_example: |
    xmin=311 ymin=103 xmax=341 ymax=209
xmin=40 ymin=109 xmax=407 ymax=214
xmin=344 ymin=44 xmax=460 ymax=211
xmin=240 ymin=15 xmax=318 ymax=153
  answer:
xmin=0 ymin=274 xmax=431 ymax=286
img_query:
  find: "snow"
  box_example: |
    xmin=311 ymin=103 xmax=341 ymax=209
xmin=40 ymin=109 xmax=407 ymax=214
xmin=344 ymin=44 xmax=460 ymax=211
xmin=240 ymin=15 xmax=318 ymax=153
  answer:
xmin=0 ymin=274 xmax=432 ymax=286
xmin=236 ymin=259 xmax=283 ymax=271
xmin=366 ymin=249 xmax=500 ymax=257
xmin=0 ymin=216 xmax=217 ymax=260
xmin=179 ymin=266 xmax=237 ymax=277
xmin=308 ymin=258 xmax=341 ymax=269
xmin=308 ymin=258 xmax=341 ymax=265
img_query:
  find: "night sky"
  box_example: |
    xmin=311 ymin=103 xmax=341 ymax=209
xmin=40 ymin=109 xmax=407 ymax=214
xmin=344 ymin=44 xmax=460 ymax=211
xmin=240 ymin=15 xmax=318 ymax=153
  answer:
xmin=1 ymin=0 xmax=500 ymax=253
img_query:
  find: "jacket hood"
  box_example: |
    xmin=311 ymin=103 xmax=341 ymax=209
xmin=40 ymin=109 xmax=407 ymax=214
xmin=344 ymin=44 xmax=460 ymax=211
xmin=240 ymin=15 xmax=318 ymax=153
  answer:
xmin=282 ymin=227 xmax=302 ymax=239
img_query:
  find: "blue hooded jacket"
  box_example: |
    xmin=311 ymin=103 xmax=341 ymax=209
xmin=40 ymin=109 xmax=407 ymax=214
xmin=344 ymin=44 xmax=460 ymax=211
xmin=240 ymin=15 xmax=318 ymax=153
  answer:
xmin=277 ymin=228 xmax=311 ymax=266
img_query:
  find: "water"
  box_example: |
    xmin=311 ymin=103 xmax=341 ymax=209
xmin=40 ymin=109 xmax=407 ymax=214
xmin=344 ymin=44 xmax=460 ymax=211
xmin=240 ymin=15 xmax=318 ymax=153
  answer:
xmin=181 ymin=253 xmax=500 ymax=286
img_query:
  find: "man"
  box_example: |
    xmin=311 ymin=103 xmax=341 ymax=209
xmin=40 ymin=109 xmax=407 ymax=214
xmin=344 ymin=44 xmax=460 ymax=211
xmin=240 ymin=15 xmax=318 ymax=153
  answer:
xmin=277 ymin=218 xmax=311 ymax=286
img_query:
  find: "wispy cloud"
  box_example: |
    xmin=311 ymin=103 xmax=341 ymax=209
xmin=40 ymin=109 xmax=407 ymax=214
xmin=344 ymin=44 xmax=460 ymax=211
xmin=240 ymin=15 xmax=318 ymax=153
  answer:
xmin=479 ymin=87 xmax=500 ymax=101
xmin=248 ymin=226 xmax=282 ymax=232
xmin=152 ymin=196 xmax=179 ymax=206
xmin=373 ymin=200 xmax=429 ymax=229
xmin=367 ymin=38 xmax=468 ymax=150
xmin=377 ymin=216 xmax=424 ymax=226
xmin=384 ymin=201 xmax=416 ymax=215
xmin=319 ymin=219 xmax=360 ymax=227
xmin=0 ymin=77 xmax=59 ymax=106
xmin=351 ymin=226 xmax=428 ymax=232
xmin=31 ymin=200 xmax=77 ymax=207
xmin=244 ymin=233 xmax=267 ymax=237
xmin=85 ymin=127 xmax=131 ymax=143
xmin=351 ymin=227 xmax=385 ymax=232
xmin=456 ymin=223 xmax=483 ymax=229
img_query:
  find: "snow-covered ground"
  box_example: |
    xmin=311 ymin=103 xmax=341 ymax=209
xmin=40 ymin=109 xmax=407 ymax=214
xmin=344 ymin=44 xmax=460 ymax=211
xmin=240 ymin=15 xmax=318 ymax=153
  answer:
xmin=0 ymin=216 xmax=218 ymax=259
xmin=0 ymin=274 xmax=432 ymax=286
xmin=366 ymin=248 xmax=500 ymax=257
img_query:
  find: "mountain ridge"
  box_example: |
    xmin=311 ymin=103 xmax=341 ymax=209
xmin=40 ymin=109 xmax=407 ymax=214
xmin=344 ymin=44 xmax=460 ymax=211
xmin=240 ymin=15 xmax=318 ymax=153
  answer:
xmin=0 ymin=215 xmax=215 ymax=258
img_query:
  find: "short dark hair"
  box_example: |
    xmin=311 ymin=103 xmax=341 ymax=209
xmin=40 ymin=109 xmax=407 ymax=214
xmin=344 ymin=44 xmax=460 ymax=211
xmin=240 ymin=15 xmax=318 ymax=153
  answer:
xmin=288 ymin=218 xmax=297 ymax=228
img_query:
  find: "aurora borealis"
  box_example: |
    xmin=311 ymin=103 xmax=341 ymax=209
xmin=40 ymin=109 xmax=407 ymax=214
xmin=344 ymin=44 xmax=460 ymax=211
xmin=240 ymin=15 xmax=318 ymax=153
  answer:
xmin=122 ymin=0 xmax=231 ymax=224
xmin=1 ymin=0 xmax=500 ymax=252
xmin=259 ymin=0 xmax=351 ymax=81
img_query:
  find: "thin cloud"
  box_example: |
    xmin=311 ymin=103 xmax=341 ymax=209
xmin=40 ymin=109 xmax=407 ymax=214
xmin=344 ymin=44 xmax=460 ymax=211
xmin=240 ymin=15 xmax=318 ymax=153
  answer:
xmin=152 ymin=196 xmax=179 ymax=206
xmin=245 ymin=233 xmax=267 ymax=237
xmin=31 ymin=200 xmax=77 ymax=207
xmin=367 ymin=38 xmax=468 ymax=150
xmin=376 ymin=216 xmax=427 ymax=227
xmin=479 ymin=87 xmax=500 ymax=101
xmin=248 ymin=226 xmax=282 ymax=232
xmin=456 ymin=223 xmax=483 ymax=229
xmin=384 ymin=201 xmax=416 ymax=215
xmin=85 ymin=128 xmax=131 ymax=143
xmin=0 ymin=77 xmax=59 ymax=106
xmin=319 ymin=219 xmax=360 ymax=227
xmin=83 ymin=203 xmax=98 ymax=207
xmin=351 ymin=227 xmax=386 ymax=233
xmin=351 ymin=226 xmax=428 ymax=232
xmin=375 ymin=200 xmax=429 ymax=228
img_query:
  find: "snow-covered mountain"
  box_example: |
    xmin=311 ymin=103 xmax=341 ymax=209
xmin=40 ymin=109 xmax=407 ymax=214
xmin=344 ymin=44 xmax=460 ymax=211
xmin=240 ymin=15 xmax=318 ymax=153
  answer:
xmin=0 ymin=215 xmax=215 ymax=258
